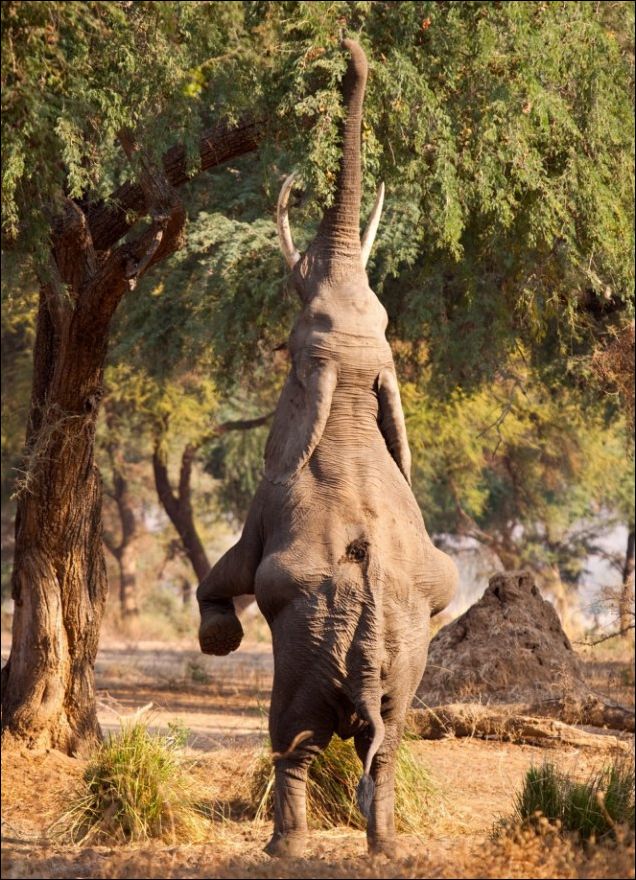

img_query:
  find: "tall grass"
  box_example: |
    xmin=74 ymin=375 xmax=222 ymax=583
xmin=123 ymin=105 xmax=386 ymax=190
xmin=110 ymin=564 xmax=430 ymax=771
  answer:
xmin=505 ymin=758 xmax=635 ymax=841
xmin=251 ymin=733 xmax=435 ymax=831
xmin=57 ymin=720 xmax=208 ymax=844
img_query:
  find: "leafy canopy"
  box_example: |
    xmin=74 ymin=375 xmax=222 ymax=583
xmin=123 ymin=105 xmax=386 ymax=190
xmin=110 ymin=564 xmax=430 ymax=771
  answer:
xmin=1 ymin=1 xmax=634 ymax=559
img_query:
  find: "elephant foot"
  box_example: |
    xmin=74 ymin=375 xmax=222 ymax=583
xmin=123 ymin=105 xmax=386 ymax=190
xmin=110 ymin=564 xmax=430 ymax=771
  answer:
xmin=198 ymin=607 xmax=244 ymax=656
xmin=264 ymin=831 xmax=308 ymax=858
xmin=368 ymin=837 xmax=398 ymax=859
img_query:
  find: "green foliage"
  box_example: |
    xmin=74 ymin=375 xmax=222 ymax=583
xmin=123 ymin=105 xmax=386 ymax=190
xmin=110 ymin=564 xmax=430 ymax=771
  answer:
xmin=58 ymin=718 xmax=207 ymax=844
xmin=4 ymin=2 xmax=633 ymax=371
xmin=505 ymin=759 xmax=635 ymax=841
xmin=202 ymin=417 xmax=270 ymax=525
xmin=2 ymin=1 xmax=255 ymax=250
xmin=0 ymin=266 xmax=36 ymax=501
xmin=405 ymin=356 xmax=634 ymax=577
xmin=251 ymin=734 xmax=434 ymax=832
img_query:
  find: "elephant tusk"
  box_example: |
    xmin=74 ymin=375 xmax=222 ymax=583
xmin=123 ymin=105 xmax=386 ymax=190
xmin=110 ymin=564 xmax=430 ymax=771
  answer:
xmin=361 ymin=181 xmax=385 ymax=268
xmin=277 ymin=172 xmax=301 ymax=270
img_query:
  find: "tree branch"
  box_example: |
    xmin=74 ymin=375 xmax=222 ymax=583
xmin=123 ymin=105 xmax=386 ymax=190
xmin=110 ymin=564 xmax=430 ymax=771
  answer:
xmin=117 ymin=128 xmax=186 ymax=290
xmin=178 ymin=444 xmax=196 ymax=508
xmin=575 ymin=623 xmax=635 ymax=647
xmin=85 ymin=117 xmax=263 ymax=252
xmin=152 ymin=445 xmax=180 ymax=524
xmin=79 ymin=132 xmax=187 ymax=332
xmin=51 ymin=198 xmax=98 ymax=291
xmin=214 ymin=412 xmax=275 ymax=436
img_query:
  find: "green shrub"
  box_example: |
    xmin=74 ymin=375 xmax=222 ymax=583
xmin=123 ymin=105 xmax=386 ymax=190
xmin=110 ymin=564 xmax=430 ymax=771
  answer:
xmin=506 ymin=758 xmax=635 ymax=841
xmin=251 ymin=733 xmax=434 ymax=831
xmin=57 ymin=719 xmax=207 ymax=844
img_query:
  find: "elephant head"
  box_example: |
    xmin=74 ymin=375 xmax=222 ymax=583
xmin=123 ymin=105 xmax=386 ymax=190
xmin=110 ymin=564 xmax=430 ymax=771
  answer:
xmin=197 ymin=38 xmax=458 ymax=859
xmin=265 ymin=39 xmax=411 ymax=489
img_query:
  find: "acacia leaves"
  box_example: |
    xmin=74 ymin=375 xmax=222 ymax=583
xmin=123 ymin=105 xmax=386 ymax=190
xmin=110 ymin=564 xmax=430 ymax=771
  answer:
xmin=1 ymin=1 xmax=251 ymax=246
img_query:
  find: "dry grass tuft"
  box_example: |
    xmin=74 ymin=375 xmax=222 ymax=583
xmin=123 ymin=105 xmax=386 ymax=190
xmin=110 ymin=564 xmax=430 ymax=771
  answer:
xmin=54 ymin=718 xmax=210 ymax=844
xmin=250 ymin=733 xmax=434 ymax=832
xmin=499 ymin=757 xmax=635 ymax=842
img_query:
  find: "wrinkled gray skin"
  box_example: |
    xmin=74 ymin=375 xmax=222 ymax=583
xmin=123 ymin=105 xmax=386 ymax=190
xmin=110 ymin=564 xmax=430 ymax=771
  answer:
xmin=197 ymin=39 xmax=458 ymax=858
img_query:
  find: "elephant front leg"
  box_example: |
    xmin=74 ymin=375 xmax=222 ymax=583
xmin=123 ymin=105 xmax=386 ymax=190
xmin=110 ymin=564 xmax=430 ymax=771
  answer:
xmin=197 ymin=591 xmax=244 ymax=656
xmin=196 ymin=504 xmax=262 ymax=656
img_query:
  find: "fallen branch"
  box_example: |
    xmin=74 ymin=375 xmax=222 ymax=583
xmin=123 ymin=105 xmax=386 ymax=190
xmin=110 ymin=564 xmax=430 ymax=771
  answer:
xmin=407 ymin=704 xmax=632 ymax=751
xmin=527 ymin=694 xmax=635 ymax=732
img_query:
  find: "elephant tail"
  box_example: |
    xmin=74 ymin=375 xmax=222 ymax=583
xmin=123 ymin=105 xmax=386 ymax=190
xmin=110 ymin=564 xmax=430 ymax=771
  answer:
xmin=356 ymin=701 xmax=384 ymax=819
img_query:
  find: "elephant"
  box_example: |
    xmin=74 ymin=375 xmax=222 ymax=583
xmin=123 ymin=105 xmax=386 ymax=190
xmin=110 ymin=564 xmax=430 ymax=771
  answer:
xmin=196 ymin=38 xmax=458 ymax=858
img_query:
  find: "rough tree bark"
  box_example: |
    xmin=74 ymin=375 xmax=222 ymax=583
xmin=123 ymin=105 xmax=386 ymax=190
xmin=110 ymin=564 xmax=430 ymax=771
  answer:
xmin=103 ymin=426 xmax=139 ymax=618
xmin=1 ymin=119 xmax=263 ymax=754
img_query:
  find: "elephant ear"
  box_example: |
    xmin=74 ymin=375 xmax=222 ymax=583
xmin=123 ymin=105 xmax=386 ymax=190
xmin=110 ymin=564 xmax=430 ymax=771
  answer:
xmin=264 ymin=359 xmax=338 ymax=485
xmin=376 ymin=367 xmax=412 ymax=484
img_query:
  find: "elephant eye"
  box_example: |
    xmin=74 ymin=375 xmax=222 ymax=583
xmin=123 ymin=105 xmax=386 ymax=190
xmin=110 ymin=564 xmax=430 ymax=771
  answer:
xmin=346 ymin=540 xmax=369 ymax=563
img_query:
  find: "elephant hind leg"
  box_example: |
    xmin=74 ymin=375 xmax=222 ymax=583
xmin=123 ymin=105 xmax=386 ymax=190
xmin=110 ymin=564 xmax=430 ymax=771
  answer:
xmin=265 ymin=726 xmax=333 ymax=859
xmin=196 ymin=503 xmax=262 ymax=656
xmin=355 ymin=717 xmax=404 ymax=858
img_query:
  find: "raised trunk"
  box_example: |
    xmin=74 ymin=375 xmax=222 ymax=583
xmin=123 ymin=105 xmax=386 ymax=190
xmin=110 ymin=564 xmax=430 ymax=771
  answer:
xmin=312 ymin=39 xmax=368 ymax=268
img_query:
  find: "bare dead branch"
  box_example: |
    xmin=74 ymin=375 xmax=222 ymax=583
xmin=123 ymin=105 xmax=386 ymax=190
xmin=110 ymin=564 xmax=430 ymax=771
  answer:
xmin=575 ymin=623 xmax=635 ymax=647
xmin=213 ymin=412 xmax=275 ymax=436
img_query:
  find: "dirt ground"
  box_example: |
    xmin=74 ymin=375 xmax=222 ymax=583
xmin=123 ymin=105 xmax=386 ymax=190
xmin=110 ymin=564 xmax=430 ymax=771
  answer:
xmin=1 ymin=624 xmax=634 ymax=879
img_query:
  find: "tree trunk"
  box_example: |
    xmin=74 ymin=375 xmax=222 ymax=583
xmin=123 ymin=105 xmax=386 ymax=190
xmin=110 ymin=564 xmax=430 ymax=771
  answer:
xmin=119 ymin=543 xmax=138 ymax=618
xmin=152 ymin=414 xmax=274 ymax=612
xmin=2 ymin=141 xmax=186 ymax=753
xmin=181 ymin=576 xmax=192 ymax=608
xmin=103 ymin=425 xmax=139 ymax=618
xmin=2 ymin=291 xmax=110 ymax=753
xmin=153 ymin=444 xmax=211 ymax=582
xmin=2 ymin=118 xmax=263 ymax=752
xmin=620 ymin=527 xmax=635 ymax=635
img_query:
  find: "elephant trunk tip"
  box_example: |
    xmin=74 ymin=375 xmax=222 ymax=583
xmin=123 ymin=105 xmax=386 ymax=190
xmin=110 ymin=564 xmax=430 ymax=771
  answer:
xmin=356 ymin=773 xmax=375 ymax=819
xmin=340 ymin=38 xmax=368 ymax=81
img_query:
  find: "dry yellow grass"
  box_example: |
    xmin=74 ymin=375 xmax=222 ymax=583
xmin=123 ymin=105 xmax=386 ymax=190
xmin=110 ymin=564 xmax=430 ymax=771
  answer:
xmin=2 ymin=635 xmax=634 ymax=879
xmin=2 ymin=825 xmax=634 ymax=879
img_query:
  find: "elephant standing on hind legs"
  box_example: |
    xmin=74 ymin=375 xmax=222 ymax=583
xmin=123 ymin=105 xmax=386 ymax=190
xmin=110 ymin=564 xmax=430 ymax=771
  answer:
xmin=197 ymin=38 xmax=458 ymax=858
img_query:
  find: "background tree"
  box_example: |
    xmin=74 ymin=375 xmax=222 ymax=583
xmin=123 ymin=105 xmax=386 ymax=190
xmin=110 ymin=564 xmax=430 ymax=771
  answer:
xmin=99 ymin=399 xmax=146 ymax=619
xmin=404 ymin=359 xmax=634 ymax=586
